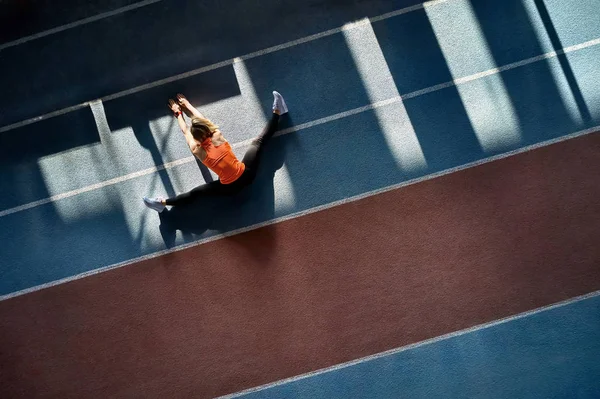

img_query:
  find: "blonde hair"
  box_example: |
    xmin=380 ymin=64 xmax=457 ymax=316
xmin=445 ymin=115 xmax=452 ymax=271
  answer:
xmin=190 ymin=117 xmax=219 ymax=141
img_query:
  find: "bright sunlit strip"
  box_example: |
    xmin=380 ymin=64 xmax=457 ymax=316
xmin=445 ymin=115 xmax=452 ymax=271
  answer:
xmin=343 ymin=19 xmax=427 ymax=173
xmin=194 ymin=58 xmax=269 ymax=142
xmin=233 ymin=58 xmax=296 ymax=210
xmin=274 ymin=165 xmax=296 ymax=214
xmin=521 ymin=0 xmax=586 ymax=125
xmin=89 ymin=100 xmax=112 ymax=143
xmin=233 ymin=58 xmax=268 ymax=126
xmin=425 ymin=0 xmax=522 ymax=152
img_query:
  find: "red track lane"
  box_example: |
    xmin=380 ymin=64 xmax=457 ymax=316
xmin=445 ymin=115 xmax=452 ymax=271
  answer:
xmin=1 ymin=133 xmax=599 ymax=398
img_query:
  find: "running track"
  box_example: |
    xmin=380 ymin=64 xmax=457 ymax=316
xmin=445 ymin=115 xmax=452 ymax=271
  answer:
xmin=1 ymin=0 xmax=599 ymax=397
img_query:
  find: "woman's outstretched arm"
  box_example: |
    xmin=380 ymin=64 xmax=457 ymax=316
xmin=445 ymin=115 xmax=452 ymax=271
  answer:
xmin=169 ymin=99 xmax=198 ymax=152
xmin=168 ymin=99 xmax=188 ymax=132
xmin=177 ymin=93 xmax=205 ymax=119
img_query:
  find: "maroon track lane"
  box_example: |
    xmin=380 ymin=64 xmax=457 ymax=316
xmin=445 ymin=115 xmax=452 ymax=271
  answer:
xmin=1 ymin=133 xmax=599 ymax=398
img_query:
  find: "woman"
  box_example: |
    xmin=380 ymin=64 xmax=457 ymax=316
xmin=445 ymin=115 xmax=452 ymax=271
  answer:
xmin=143 ymin=91 xmax=288 ymax=212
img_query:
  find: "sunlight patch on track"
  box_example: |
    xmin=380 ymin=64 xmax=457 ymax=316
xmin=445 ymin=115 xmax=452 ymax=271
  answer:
xmin=343 ymin=19 xmax=427 ymax=172
xmin=426 ymin=0 xmax=523 ymax=152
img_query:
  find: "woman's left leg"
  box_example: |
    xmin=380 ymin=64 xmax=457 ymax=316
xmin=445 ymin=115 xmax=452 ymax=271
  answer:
xmin=143 ymin=180 xmax=227 ymax=212
xmin=164 ymin=180 xmax=227 ymax=207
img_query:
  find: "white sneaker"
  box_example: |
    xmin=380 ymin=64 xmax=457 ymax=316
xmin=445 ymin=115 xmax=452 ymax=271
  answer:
xmin=143 ymin=197 xmax=166 ymax=212
xmin=272 ymin=91 xmax=288 ymax=115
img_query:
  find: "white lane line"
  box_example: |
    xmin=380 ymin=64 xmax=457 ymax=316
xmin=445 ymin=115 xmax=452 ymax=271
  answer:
xmin=0 ymin=156 xmax=194 ymax=218
xmin=1 ymin=61 xmax=599 ymax=220
xmin=0 ymin=0 xmax=452 ymax=133
xmin=3 ymin=26 xmax=600 ymax=217
xmin=217 ymin=289 xmax=600 ymax=398
xmin=403 ymin=38 xmax=600 ymax=100
xmin=0 ymin=0 xmax=162 ymax=52
xmin=0 ymin=102 xmax=94 ymax=133
xmin=0 ymin=126 xmax=597 ymax=302
xmin=2 ymin=22 xmax=599 ymax=137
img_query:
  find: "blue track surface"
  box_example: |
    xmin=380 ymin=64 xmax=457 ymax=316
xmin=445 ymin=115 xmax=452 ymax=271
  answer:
xmin=0 ymin=0 xmax=413 ymax=126
xmin=1 ymin=0 xmax=599 ymax=296
xmin=0 ymin=0 xmax=599 ymax=395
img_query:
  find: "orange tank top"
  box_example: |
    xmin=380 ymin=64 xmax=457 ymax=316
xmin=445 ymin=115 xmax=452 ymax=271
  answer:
xmin=200 ymin=137 xmax=245 ymax=184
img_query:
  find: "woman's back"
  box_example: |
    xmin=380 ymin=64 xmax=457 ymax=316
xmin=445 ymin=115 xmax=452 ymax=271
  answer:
xmin=196 ymin=133 xmax=245 ymax=184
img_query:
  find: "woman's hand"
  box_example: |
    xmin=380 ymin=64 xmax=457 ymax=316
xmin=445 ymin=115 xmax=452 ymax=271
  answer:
xmin=176 ymin=93 xmax=192 ymax=110
xmin=177 ymin=93 xmax=205 ymax=119
xmin=168 ymin=99 xmax=182 ymax=116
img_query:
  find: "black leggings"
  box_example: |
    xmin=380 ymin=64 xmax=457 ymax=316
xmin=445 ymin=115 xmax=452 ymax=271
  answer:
xmin=165 ymin=113 xmax=279 ymax=206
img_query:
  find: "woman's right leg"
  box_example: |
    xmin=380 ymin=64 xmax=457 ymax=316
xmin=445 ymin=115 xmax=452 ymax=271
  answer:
xmin=242 ymin=90 xmax=288 ymax=172
xmin=165 ymin=180 xmax=226 ymax=206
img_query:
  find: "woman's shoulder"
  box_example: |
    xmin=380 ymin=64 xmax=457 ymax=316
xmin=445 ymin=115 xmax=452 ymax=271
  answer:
xmin=213 ymin=129 xmax=226 ymax=139
xmin=212 ymin=130 xmax=228 ymax=145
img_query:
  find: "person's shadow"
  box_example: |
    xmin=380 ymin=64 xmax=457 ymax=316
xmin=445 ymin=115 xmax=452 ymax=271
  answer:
xmin=158 ymin=115 xmax=298 ymax=263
